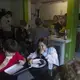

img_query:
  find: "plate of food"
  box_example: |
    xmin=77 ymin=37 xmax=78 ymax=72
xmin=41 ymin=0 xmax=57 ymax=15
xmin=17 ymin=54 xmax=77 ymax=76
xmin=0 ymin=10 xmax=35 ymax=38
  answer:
xmin=30 ymin=59 xmax=46 ymax=68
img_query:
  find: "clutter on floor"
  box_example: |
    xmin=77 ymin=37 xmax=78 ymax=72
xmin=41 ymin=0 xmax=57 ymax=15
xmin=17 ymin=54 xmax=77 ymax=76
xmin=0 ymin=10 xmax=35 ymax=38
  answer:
xmin=55 ymin=59 xmax=80 ymax=80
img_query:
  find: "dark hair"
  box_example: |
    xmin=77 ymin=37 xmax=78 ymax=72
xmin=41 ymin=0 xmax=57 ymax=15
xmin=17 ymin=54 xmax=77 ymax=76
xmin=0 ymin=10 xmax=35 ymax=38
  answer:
xmin=37 ymin=38 xmax=44 ymax=43
xmin=3 ymin=39 xmax=19 ymax=53
xmin=35 ymin=17 xmax=42 ymax=26
xmin=6 ymin=11 xmax=12 ymax=16
xmin=53 ymin=15 xmax=58 ymax=22
xmin=0 ymin=9 xmax=6 ymax=19
xmin=64 ymin=13 xmax=67 ymax=16
xmin=37 ymin=37 xmax=48 ymax=46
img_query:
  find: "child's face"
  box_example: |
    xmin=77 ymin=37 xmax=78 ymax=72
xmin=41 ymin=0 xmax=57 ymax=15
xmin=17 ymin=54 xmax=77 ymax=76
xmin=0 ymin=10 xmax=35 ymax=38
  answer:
xmin=38 ymin=42 xmax=47 ymax=53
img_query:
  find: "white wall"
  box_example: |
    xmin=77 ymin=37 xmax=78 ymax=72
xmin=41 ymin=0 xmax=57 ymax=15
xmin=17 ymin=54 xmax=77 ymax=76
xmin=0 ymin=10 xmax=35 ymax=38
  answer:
xmin=0 ymin=0 xmax=11 ymax=11
xmin=30 ymin=4 xmax=36 ymax=28
xmin=28 ymin=0 xmax=31 ymax=21
xmin=38 ymin=1 xmax=67 ymax=20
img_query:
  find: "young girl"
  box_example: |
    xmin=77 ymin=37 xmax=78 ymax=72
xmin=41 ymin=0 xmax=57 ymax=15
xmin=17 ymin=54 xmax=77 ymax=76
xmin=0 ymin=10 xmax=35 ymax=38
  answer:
xmin=0 ymin=39 xmax=26 ymax=72
xmin=27 ymin=38 xmax=59 ymax=69
xmin=27 ymin=38 xmax=59 ymax=76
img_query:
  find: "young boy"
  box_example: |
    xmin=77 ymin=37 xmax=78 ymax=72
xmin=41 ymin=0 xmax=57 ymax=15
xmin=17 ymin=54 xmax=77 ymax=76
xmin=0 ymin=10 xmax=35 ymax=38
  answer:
xmin=0 ymin=39 xmax=26 ymax=72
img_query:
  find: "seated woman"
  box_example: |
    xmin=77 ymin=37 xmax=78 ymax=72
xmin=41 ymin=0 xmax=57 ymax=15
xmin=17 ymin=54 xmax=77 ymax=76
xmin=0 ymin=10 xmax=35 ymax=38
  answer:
xmin=27 ymin=38 xmax=59 ymax=70
xmin=0 ymin=39 xmax=26 ymax=72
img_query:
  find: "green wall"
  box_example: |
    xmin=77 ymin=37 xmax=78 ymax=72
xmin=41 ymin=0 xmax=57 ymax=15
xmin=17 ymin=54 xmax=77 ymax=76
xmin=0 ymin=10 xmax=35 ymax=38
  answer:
xmin=23 ymin=0 xmax=28 ymax=22
xmin=65 ymin=0 xmax=79 ymax=61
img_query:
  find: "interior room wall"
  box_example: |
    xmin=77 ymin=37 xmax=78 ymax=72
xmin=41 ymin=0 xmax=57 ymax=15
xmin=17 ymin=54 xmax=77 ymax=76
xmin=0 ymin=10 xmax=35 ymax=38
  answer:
xmin=79 ymin=2 xmax=80 ymax=13
xmin=28 ymin=0 xmax=31 ymax=21
xmin=0 ymin=0 xmax=23 ymax=26
xmin=78 ymin=2 xmax=80 ymax=25
xmin=31 ymin=1 xmax=67 ymax=28
xmin=30 ymin=4 xmax=36 ymax=28
xmin=0 ymin=0 xmax=11 ymax=11
xmin=10 ymin=0 xmax=23 ymax=26
xmin=40 ymin=1 xmax=68 ymax=20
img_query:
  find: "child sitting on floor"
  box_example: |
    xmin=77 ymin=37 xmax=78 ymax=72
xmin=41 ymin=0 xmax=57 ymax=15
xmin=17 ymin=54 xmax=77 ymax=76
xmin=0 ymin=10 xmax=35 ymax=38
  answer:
xmin=0 ymin=39 xmax=26 ymax=72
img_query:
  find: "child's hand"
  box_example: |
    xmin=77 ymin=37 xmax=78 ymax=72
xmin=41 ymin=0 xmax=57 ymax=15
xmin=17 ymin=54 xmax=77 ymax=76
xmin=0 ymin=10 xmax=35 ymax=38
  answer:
xmin=19 ymin=60 xmax=25 ymax=65
xmin=28 ymin=59 xmax=33 ymax=65
xmin=40 ymin=50 xmax=44 ymax=55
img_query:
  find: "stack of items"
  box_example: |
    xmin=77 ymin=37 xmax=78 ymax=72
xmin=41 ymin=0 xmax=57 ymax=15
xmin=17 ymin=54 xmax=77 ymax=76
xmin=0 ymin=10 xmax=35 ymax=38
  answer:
xmin=56 ymin=60 xmax=77 ymax=80
xmin=71 ymin=60 xmax=80 ymax=75
xmin=60 ymin=64 xmax=76 ymax=80
xmin=54 ymin=60 xmax=80 ymax=80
